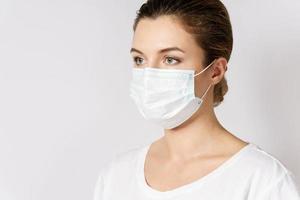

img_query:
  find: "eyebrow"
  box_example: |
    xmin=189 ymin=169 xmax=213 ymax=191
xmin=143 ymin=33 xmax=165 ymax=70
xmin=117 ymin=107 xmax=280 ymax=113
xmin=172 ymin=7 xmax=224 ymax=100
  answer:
xmin=130 ymin=47 xmax=185 ymax=55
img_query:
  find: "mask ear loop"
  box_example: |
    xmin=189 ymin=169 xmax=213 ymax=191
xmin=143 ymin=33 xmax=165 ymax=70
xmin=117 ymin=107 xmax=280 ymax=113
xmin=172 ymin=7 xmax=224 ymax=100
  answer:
xmin=193 ymin=59 xmax=216 ymax=100
xmin=193 ymin=59 xmax=216 ymax=77
xmin=200 ymin=83 xmax=212 ymax=99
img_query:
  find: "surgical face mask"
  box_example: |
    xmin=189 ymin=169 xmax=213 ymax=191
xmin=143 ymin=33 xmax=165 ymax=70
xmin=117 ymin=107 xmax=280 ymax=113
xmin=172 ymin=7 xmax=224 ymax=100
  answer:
xmin=129 ymin=59 xmax=216 ymax=129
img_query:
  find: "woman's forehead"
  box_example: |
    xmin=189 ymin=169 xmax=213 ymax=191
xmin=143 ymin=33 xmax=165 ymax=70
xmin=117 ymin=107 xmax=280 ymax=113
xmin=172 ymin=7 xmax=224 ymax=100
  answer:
xmin=131 ymin=16 xmax=197 ymax=53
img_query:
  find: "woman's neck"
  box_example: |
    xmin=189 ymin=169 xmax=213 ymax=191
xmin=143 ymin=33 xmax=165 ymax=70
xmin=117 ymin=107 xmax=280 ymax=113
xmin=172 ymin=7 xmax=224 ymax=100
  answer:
xmin=162 ymin=104 xmax=226 ymax=161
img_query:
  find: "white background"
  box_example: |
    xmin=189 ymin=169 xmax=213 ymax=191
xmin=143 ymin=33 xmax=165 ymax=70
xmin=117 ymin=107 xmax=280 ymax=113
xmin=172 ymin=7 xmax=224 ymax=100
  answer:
xmin=0 ymin=0 xmax=299 ymax=199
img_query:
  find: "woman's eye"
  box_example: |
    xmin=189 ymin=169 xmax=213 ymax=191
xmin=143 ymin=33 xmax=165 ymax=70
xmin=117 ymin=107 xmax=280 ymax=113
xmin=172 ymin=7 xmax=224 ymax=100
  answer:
xmin=133 ymin=56 xmax=144 ymax=66
xmin=165 ymin=57 xmax=180 ymax=65
xmin=132 ymin=56 xmax=180 ymax=66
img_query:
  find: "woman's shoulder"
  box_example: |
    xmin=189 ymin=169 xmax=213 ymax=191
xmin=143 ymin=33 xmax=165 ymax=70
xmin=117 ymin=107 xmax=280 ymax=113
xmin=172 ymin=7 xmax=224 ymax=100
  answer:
xmin=96 ymin=143 xmax=148 ymax=180
xmin=239 ymin=143 xmax=300 ymax=198
xmin=243 ymin=143 xmax=292 ymax=174
xmin=238 ymin=143 xmax=299 ymax=189
xmin=93 ymin=144 xmax=148 ymax=200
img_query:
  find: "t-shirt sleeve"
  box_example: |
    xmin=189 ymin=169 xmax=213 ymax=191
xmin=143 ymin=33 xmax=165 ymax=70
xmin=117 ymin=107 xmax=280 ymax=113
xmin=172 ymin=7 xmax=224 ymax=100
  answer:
xmin=93 ymin=171 xmax=104 ymax=200
xmin=93 ymin=156 xmax=116 ymax=200
xmin=260 ymin=171 xmax=300 ymax=200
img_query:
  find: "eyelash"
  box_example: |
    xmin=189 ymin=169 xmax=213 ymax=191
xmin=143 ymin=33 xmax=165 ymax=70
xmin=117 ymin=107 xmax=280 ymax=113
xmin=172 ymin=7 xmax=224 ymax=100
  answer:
xmin=133 ymin=56 xmax=181 ymax=66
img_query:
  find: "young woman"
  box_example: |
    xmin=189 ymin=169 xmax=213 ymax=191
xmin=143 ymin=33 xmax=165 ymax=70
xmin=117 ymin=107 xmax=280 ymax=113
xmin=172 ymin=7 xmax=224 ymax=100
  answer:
xmin=94 ymin=0 xmax=300 ymax=199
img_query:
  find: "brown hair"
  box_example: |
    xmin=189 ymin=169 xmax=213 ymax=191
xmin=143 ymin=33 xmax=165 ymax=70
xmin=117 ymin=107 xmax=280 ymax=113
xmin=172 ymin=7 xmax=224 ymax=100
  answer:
xmin=133 ymin=0 xmax=233 ymax=107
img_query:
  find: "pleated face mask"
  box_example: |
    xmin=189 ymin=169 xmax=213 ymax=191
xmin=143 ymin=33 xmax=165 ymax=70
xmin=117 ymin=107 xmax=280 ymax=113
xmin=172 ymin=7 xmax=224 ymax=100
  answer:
xmin=129 ymin=59 xmax=216 ymax=129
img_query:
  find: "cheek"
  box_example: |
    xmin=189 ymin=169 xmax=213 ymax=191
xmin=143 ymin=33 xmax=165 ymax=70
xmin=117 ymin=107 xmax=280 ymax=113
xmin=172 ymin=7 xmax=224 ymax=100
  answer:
xmin=193 ymin=78 xmax=201 ymax=97
xmin=193 ymin=77 xmax=207 ymax=97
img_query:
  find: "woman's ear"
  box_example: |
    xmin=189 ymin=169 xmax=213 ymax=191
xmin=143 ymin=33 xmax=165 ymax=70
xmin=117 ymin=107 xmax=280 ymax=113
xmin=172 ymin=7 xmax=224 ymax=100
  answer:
xmin=211 ymin=57 xmax=228 ymax=84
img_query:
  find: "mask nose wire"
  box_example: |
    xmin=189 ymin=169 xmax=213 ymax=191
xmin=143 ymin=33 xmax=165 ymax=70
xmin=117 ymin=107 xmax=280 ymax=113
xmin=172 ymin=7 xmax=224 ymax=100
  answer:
xmin=193 ymin=59 xmax=216 ymax=77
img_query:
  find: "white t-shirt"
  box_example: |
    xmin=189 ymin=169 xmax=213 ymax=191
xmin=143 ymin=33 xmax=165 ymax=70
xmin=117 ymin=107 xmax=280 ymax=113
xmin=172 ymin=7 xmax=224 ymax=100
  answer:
xmin=93 ymin=142 xmax=300 ymax=200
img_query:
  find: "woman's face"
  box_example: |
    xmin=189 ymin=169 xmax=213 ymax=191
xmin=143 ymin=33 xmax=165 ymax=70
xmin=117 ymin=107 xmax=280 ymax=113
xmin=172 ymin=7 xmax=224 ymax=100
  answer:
xmin=130 ymin=15 xmax=214 ymax=98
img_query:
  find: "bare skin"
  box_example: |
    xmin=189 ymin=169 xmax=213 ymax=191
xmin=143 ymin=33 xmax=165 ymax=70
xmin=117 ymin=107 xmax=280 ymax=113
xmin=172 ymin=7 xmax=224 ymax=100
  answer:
xmin=130 ymin=15 xmax=248 ymax=192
